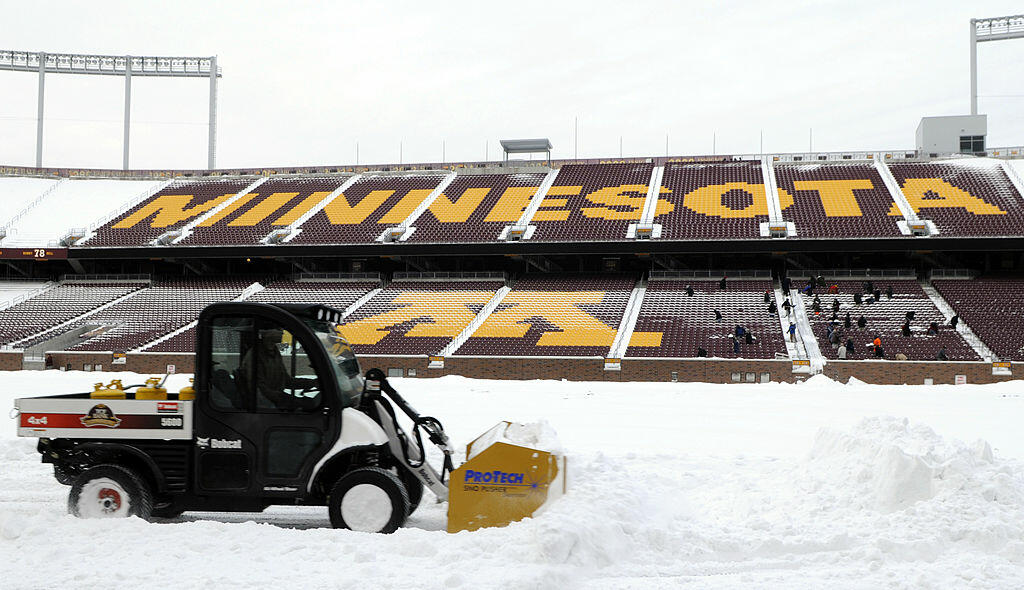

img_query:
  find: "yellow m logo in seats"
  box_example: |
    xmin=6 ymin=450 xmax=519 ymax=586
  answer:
xmin=337 ymin=292 xmax=494 ymax=345
xmin=472 ymin=291 xmax=618 ymax=346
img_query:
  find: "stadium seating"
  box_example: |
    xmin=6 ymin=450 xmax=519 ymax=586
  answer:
xmin=654 ymin=161 xmax=768 ymax=240
xmin=0 ymin=282 xmax=146 ymax=346
xmin=931 ymin=278 xmax=1024 ymax=361
xmin=179 ymin=176 xmax=350 ymax=245
xmin=141 ymin=279 xmax=380 ymax=353
xmin=625 ymin=279 xmax=786 ymax=358
xmin=797 ymin=279 xmax=978 ymax=361
xmin=63 ymin=278 xmax=252 ymax=352
xmin=529 ymin=164 xmax=653 ymax=241
xmin=338 ymin=280 xmax=504 ymax=354
xmin=406 ymin=173 xmax=546 ymax=243
xmin=290 ymin=174 xmax=445 ymax=244
xmin=85 ymin=178 xmax=255 ymax=247
xmin=887 ymin=159 xmax=1024 ymax=237
xmin=456 ymin=274 xmax=635 ymax=356
xmin=774 ymin=163 xmax=905 ymax=238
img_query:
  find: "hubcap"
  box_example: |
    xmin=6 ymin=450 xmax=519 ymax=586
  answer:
xmin=78 ymin=478 xmax=131 ymax=518
xmin=340 ymin=483 xmax=392 ymax=532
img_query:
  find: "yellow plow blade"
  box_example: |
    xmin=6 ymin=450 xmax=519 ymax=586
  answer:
xmin=447 ymin=421 xmax=566 ymax=533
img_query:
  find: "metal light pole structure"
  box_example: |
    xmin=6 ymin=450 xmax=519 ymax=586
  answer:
xmin=970 ymin=15 xmax=1024 ymax=115
xmin=0 ymin=50 xmax=222 ymax=170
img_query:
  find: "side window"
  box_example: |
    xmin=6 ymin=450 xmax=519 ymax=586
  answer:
xmin=208 ymin=317 xmax=255 ymax=411
xmin=242 ymin=320 xmax=323 ymax=412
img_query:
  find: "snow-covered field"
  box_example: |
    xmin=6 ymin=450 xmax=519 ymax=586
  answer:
xmin=2 ymin=371 xmax=1023 ymax=589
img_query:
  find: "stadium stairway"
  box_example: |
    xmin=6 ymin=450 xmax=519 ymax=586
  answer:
xmin=394 ymin=172 xmax=458 ymax=242
xmin=605 ymin=276 xmax=648 ymax=364
xmin=275 ymin=174 xmax=361 ymax=244
xmin=774 ymin=281 xmax=808 ymax=365
xmin=436 ymin=283 xmax=513 ymax=364
xmin=919 ymin=279 xmax=996 ymax=361
xmin=506 ymin=168 xmax=560 ymax=240
xmin=790 ymin=290 xmax=826 ymax=372
xmin=874 ymin=158 xmax=921 ymax=235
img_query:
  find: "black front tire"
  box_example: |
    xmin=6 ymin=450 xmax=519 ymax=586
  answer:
xmin=328 ymin=467 xmax=409 ymax=533
xmin=68 ymin=464 xmax=153 ymax=520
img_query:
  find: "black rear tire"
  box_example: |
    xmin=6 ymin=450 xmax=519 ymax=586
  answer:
xmin=397 ymin=468 xmax=424 ymax=515
xmin=68 ymin=464 xmax=153 ymax=520
xmin=328 ymin=467 xmax=409 ymax=533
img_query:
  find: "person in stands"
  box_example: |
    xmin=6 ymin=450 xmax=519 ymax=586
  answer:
xmin=886 ymin=285 xmax=893 ymax=299
xmin=832 ymin=298 xmax=840 ymax=314
xmin=714 ymin=309 xmax=723 ymax=321
xmin=853 ymin=292 xmax=863 ymax=305
xmin=829 ymin=284 xmax=839 ymax=294
xmin=895 ymin=352 xmax=908 ymax=361
xmin=857 ymin=315 xmax=867 ymax=329
xmin=950 ymin=314 xmax=959 ymax=329
xmin=874 ymin=344 xmax=885 ymax=358
xmin=731 ymin=335 xmax=740 ymax=354
xmin=844 ymin=312 xmax=851 ymax=329
xmin=902 ymin=322 xmax=911 ymax=337
xmin=745 ymin=331 xmax=754 ymax=345
xmin=906 ymin=310 xmax=915 ymax=322
xmin=788 ymin=323 xmax=797 ymax=342
xmin=845 ymin=336 xmax=856 ymax=356
xmin=735 ymin=325 xmax=746 ymax=337
xmin=768 ymin=301 xmax=778 ymax=315
xmin=816 ymin=275 xmax=826 ymax=287
xmin=782 ymin=298 xmax=793 ymax=317
xmin=802 ymin=281 xmax=815 ymax=295
xmin=927 ymin=321 xmax=939 ymax=335
xmin=696 ymin=346 xmax=708 ymax=357
xmin=686 ymin=284 xmax=694 ymax=297
xmin=763 ymin=289 xmax=772 ymax=304
xmin=936 ymin=347 xmax=948 ymax=361
xmin=837 ymin=343 xmax=848 ymax=359
xmin=873 ymin=288 xmax=881 ymax=302
xmin=781 ymin=277 xmax=791 ymax=292
xmin=719 ymin=276 xmax=727 ymax=290
xmin=812 ymin=296 xmax=822 ymax=313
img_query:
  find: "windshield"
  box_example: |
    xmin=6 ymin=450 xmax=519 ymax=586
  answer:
xmin=304 ymin=318 xmax=363 ymax=408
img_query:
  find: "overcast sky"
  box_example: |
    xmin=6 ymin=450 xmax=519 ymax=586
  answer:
xmin=1 ymin=1 xmax=1022 ymax=170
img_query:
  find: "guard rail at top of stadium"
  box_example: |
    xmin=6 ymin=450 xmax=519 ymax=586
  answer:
xmin=2 ymin=146 xmax=1023 ymax=181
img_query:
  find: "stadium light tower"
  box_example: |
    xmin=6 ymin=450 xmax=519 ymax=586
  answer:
xmin=970 ymin=15 xmax=1024 ymax=115
xmin=0 ymin=50 xmax=222 ymax=170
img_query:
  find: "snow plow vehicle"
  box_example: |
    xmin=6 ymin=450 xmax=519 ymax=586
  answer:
xmin=14 ymin=302 xmax=564 ymax=533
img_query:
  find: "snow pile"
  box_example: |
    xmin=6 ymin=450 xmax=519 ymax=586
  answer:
xmin=2 ymin=372 xmax=1024 ymax=588
xmin=468 ymin=419 xmax=563 ymax=460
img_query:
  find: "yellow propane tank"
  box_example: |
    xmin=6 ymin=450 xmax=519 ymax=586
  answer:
xmin=178 ymin=378 xmax=195 ymax=401
xmin=90 ymin=380 xmax=126 ymax=399
xmin=447 ymin=421 xmax=566 ymax=533
xmin=136 ymin=377 xmax=167 ymax=400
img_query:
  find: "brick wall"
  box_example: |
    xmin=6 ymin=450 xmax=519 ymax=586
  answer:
xmin=24 ymin=351 xmax=1017 ymax=385
xmin=127 ymin=353 xmax=194 ymax=375
xmin=0 ymin=351 xmax=23 ymax=371
xmin=824 ymin=360 xmax=1016 ymax=385
xmin=358 ymin=355 xmax=797 ymax=383
xmin=48 ymin=352 xmax=113 ymax=372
